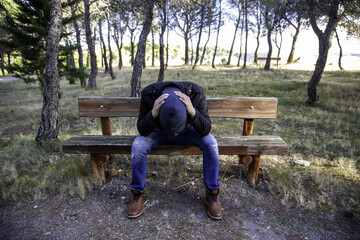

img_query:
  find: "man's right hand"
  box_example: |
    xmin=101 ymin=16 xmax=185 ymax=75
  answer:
xmin=152 ymin=93 xmax=169 ymax=118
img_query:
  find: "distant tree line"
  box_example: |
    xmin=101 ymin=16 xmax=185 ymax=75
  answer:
xmin=0 ymin=0 xmax=359 ymax=143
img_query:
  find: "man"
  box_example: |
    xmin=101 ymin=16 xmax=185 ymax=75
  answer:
xmin=128 ymin=81 xmax=222 ymax=220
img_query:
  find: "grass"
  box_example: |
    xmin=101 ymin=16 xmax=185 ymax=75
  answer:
xmin=0 ymin=65 xmax=359 ymax=215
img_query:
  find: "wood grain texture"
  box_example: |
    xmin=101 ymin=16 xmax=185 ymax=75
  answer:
xmin=63 ymin=135 xmax=288 ymax=155
xmin=78 ymin=97 xmax=278 ymax=119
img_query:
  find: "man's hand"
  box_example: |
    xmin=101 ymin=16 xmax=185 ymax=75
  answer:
xmin=174 ymin=91 xmax=196 ymax=119
xmin=152 ymin=93 xmax=169 ymax=118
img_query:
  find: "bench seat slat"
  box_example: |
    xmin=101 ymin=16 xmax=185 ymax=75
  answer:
xmin=63 ymin=135 xmax=288 ymax=156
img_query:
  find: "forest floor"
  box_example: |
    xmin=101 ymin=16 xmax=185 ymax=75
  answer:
xmin=1 ymin=66 xmax=360 ymax=239
xmin=1 ymin=164 xmax=360 ymax=240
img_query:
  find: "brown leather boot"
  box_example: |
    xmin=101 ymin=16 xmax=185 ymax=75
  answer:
xmin=127 ymin=189 xmax=148 ymax=218
xmin=206 ymin=188 xmax=222 ymax=220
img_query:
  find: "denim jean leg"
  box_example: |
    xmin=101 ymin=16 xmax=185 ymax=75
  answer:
xmin=130 ymin=133 xmax=162 ymax=191
xmin=175 ymin=128 xmax=220 ymax=190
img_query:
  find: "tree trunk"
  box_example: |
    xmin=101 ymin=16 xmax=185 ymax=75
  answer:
xmin=100 ymin=41 xmax=104 ymax=67
xmin=68 ymin=0 xmax=84 ymax=87
xmin=99 ymin=19 xmax=109 ymax=73
xmin=151 ymin=28 xmax=155 ymax=67
xmin=227 ymin=5 xmax=241 ymax=66
xmin=190 ymin=37 xmax=194 ymax=65
xmin=119 ymin=38 xmax=123 ymax=69
xmin=242 ymin=0 xmax=248 ymax=69
xmin=306 ymin=0 xmax=339 ymax=106
xmin=274 ymin=27 xmax=283 ymax=62
xmin=212 ymin=0 xmax=222 ymax=69
xmin=106 ymin=14 xmax=115 ymax=79
xmin=253 ymin=1 xmax=261 ymax=64
xmin=335 ymin=28 xmax=343 ymax=70
xmin=165 ymin=26 xmax=169 ymax=69
xmin=286 ymin=16 xmax=301 ymax=64
xmin=0 ymin=49 xmax=4 ymax=75
xmin=113 ymin=21 xmax=124 ymax=70
xmin=84 ymin=0 xmax=97 ymax=89
xmin=192 ymin=3 xmax=205 ymax=70
xmin=131 ymin=0 xmax=154 ymax=97
xmin=237 ymin=7 xmax=244 ymax=67
xmin=264 ymin=26 xmax=272 ymax=71
xmin=184 ymin=32 xmax=190 ymax=65
xmin=306 ymin=35 xmax=332 ymax=105
xmin=200 ymin=24 xmax=211 ymax=65
xmin=35 ymin=0 xmax=62 ymax=144
xmin=130 ymin=30 xmax=135 ymax=66
xmin=158 ymin=0 xmax=167 ymax=82
xmin=6 ymin=51 xmax=12 ymax=74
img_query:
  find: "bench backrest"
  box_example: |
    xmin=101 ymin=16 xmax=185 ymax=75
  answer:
xmin=78 ymin=97 xmax=278 ymax=119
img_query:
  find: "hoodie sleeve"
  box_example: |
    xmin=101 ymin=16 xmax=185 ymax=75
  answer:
xmin=188 ymin=87 xmax=211 ymax=136
xmin=137 ymin=93 xmax=157 ymax=136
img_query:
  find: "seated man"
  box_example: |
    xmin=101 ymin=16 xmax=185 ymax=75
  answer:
xmin=128 ymin=81 xmax=222 ymax=220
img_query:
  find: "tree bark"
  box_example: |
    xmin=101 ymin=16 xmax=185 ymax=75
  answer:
xmin=242 ymin=0 xmax=248 ymax=69
xmin=129 ymin=28 xmax=136 ymax=66
xmin=286 ymin=16 xmax=301 ymax=64
xmin=253 ymin=1 xmax=261 ymax=64
xmin=184 ymin=31 xmax=190 ymax=65
xmin=212 ymin=0 xmax=222 ymax=69
xmin=106 ymin=14 xmax=116 ymax=79
xmin=151 ymin=28 xmax=155 ymax=67
xmin=6 ymin=51 xmax=12 ymax=74
xmin=84 ymin=0 xmax=97 ymax=89
xmin=99 ymin=19 xmax=109 ymax=73
xmin=0 ymin=49 xmax=4 ymax=75
xmin=165 ymin=26 xmax=169 ymax=69
xmin=306 ymin=0 xmax=339 ymax=106
xmin=264 ymin=26 xmax=272 ymax=70
xmin=113 ymin=19 xmax=124 ymax=70
xmin=237 ymin=8 xmax=244 ymax=67
xmin=274 ymin=27 xmax=283 ymax=62
xmin=227 ymin=3 xmax=241 ymax=66
xmin=68 ymin=0 xmax=85 ymax=87
xmin=200 ymin=24 xmax=211 ymax=65
xmin=119 ymin=37 xmax=123 ymax=69
xmin=335 ymin=28 xmax=343 ymax=70
xmin=131 ymin=0 xmax=154 ymax=97
xmin=264 ymin=5 xmax=273 ymax=71
xmin=35 ymin=0 xmax=62 ymax=144
xmin=158 ymin=0 xmax=167 ymax=82
xmin=192 ymin=3 xmax=205 ymax=70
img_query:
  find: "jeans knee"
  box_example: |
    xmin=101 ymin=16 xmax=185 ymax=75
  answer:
xmin=131 ymin=135 xmax=157 ymax=159
xmin=202 ymin=135 xmax=218 ymax=153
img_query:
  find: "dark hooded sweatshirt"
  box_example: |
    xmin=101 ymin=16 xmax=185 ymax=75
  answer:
xmin=137 ymin=81 xmax=211 ymax=137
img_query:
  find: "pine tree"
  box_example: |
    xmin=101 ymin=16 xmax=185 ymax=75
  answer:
xmin=0 ymin=0 xmax=85 ymax=89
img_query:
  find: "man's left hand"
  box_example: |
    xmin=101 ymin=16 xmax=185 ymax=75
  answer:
xmin=174 ymin=91 xmax=196 ymax=119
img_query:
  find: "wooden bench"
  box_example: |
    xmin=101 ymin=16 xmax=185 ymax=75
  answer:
xmin=63 ymin=97 xmax=288 ymax=187
xmin=255 ymin=57 xmax=281 ymax=69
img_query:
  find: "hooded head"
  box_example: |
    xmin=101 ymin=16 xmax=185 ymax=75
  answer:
xmin=159 ymin=86 xmax=187 ymax=134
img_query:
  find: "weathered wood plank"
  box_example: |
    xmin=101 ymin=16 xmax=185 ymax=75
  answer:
xmin=78 ymin=97 xmax=278 ymax=119
xmin=63 ymin=135 xmax=288 ymax=155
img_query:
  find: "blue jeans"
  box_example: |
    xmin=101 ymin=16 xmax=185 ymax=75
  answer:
xmin=130 ymin=127 xmax=220 ymax=191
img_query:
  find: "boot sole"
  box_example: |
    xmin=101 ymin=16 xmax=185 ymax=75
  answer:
xmin=207 ymin=211 xmax=223 ymax=220
xmin=127 ymin=199 xmax=148 ymax=219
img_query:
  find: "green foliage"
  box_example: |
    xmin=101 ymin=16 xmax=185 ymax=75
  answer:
xmin=0 ymin=0 xmax=86 ymax=88
xmin=0 ymin=0 xmax=49 ymax=78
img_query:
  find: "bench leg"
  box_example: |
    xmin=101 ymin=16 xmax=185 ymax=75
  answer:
xmin=90 ymin=154 xmax=107 ymax=182
xmin=247 ymin=155 xmax=260 ymax=187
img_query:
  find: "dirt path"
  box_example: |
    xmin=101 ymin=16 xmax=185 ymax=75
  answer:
xmin=1 ymin=176 xmax=359 ymax=240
